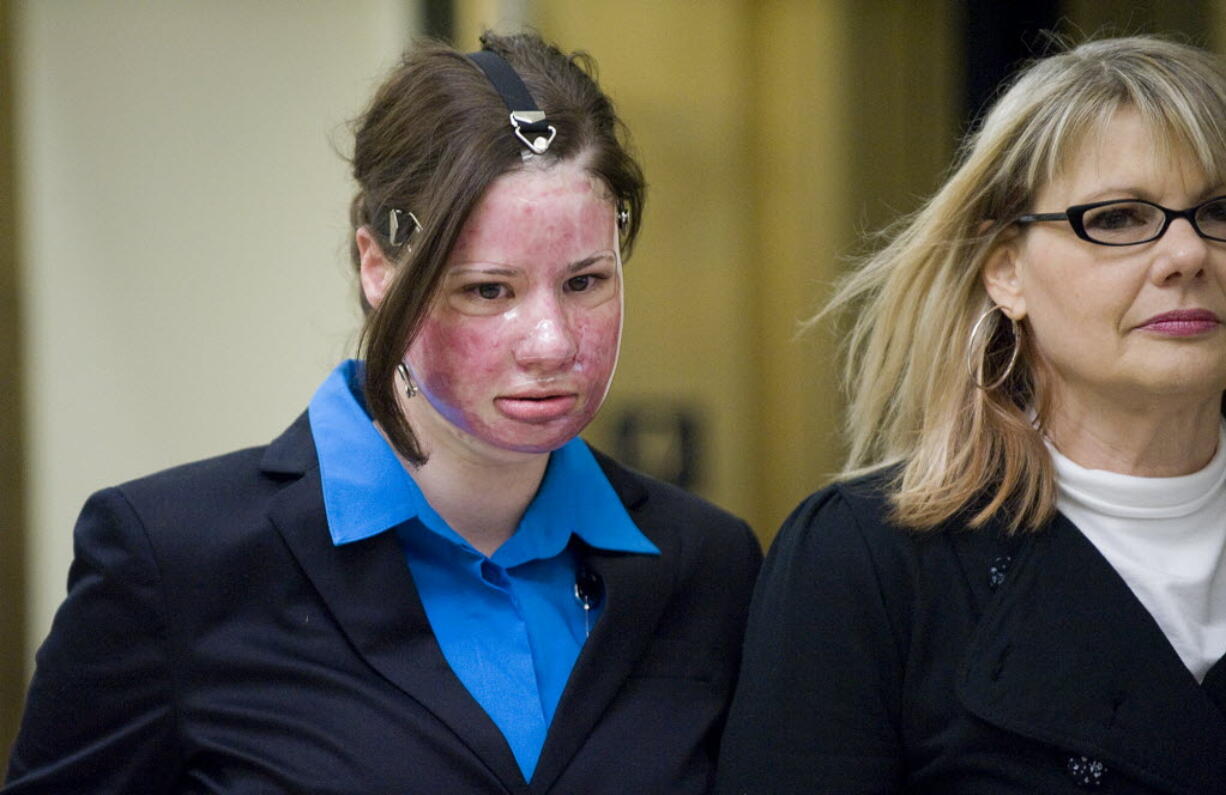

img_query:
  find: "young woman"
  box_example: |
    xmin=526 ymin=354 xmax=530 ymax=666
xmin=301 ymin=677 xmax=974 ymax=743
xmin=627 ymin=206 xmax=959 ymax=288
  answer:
xmin=719 ymin=36 xmax=1226 ymax=793
xmin=7 ymin=32 xmax=761 ymax=793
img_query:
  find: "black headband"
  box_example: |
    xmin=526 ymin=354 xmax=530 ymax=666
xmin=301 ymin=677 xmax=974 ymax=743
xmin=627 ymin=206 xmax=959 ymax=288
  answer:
xmin=371 ymin=49 xmax=554 ymax=248
xmin=468 ymin=48 xmax=556 ymax=155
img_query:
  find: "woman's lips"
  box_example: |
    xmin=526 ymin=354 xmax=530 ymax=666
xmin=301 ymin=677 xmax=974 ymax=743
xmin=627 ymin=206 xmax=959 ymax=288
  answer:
xmin=494 ymin=393 xmax=579 ymax=422
xmin=1136 ymin=309 xmax=1221 ymax=337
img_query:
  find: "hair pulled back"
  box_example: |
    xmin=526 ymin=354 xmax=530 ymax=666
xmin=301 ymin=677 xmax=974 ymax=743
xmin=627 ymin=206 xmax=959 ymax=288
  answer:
xmin=348 ymin=31 xmax=645 ymax=465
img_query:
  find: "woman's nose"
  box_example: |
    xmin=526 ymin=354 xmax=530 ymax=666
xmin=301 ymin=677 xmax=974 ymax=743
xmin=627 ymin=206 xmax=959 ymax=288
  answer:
xmin=1151 ymin=217 xmax=1209 ymax=284
xmin=512 ymin=297 xmax=578 ymax=370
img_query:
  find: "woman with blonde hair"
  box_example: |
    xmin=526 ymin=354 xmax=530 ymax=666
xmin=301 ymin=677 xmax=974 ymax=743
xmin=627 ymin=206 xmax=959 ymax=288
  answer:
xmin=718 ymin=36 xmax=1226 ymax=792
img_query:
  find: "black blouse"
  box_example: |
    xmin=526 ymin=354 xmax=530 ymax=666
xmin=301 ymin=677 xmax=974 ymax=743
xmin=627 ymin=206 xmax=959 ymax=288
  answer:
xmin=717 ymin=471 xmax=1226 ymax=793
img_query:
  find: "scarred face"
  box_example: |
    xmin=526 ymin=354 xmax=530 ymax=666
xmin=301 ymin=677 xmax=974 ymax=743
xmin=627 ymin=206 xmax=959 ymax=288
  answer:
xmin=405 ymin=159 xmax=621 ymax=457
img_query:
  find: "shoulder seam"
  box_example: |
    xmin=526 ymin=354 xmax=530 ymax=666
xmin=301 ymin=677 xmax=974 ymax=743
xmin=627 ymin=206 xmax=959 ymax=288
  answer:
xmin=108 ymin=486 xmax=188 ymax=770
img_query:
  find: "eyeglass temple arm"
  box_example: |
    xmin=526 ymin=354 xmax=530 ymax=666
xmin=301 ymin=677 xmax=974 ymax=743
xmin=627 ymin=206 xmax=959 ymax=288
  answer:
xmin=1015 ymin=211 xmax=1068 ymax=224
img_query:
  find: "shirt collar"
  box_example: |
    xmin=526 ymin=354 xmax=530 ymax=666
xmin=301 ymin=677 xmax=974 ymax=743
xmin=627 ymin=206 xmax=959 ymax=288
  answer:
xmin=307 ymin=360 xmax=659 ymax=561
xmin=495 ymin=436 xmax=659 ymax=567
xmin=307 ymin=360 xmax=430 ymax=545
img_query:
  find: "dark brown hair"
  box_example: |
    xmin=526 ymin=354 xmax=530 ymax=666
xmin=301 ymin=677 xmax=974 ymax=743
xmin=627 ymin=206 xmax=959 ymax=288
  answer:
xmin=348 ymin=31 xmax=645 ymax=465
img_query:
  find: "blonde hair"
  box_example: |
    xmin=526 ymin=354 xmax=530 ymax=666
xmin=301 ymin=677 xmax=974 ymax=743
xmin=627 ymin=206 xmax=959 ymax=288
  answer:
xmin=826 ymin=36 xmax=1226 ymax=532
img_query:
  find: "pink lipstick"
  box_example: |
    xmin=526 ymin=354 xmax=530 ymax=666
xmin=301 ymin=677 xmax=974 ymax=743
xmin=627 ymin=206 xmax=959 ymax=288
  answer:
xmin=1136 ymin=309 xmax=1221 ymax=337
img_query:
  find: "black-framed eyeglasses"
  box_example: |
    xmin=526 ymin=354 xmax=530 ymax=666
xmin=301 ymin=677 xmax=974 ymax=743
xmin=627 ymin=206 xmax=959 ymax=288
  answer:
xmin=1014 ymin=195 xmax=1226 ymax=246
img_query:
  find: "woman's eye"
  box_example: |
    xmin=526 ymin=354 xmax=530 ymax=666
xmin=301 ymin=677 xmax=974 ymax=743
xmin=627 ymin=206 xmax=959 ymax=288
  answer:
xmin=468 ymin=283 xmax=508 ymax=300
xmin=568 ymin=272 xmax=614 ymax=293
xmin=1199 ymin=198 xmax=1226 ymax=223
xmin=1085 ymin=203 xmax=1152 ymax=230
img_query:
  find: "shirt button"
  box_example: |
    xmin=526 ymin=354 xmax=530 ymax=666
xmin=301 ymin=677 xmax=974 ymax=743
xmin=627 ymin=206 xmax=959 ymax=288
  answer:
xmin=988 ymin=555 xmax=1012 ymax=590
xmin=480 ymin=560 xmax=508 ymax=586
xmin=1066 ymin=755 xmax=1106 ymax=788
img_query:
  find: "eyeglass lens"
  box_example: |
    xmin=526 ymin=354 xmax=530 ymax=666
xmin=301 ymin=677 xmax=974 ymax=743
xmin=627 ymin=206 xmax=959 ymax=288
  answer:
xmin=1081 ymin=198 xmax=1226 ymax=244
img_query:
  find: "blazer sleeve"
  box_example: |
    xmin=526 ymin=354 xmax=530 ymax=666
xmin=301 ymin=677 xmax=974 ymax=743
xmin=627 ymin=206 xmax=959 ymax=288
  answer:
xmin=715 ymin=484 xmax=908 ymax=794
xmin=5 ymin=488 xmax=181 ymax=792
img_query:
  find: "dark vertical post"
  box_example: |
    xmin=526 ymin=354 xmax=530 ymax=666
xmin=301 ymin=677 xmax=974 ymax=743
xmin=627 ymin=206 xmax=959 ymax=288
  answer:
xmin=0 ymin=0 xmax=29 ymax=772
xmin=422 ymin=0 xmax=455 ymax=44
xmin=963 ymin=0 xmax=1061 ymax=128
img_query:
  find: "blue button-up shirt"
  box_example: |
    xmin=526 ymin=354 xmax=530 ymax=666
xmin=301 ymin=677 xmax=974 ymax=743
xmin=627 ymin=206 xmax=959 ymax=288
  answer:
xmin=307 ymin=361 xmax=659 ymax=779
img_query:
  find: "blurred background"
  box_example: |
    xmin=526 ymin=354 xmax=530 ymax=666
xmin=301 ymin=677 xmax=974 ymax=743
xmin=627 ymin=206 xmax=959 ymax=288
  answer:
xmin=1 ymin=0 xmax=1220 ymax=766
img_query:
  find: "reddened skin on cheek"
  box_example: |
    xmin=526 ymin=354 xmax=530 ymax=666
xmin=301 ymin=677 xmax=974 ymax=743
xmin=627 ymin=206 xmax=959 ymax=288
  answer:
xmin=571 ymin=304 xmax=620 ymax=380
xmin=408 ymin=313 xmax=504 ymax=428
xmin=402 ymin=159 xmax=624 ymax=454
xmin=406 ymin=297 xmax=621 ymax=453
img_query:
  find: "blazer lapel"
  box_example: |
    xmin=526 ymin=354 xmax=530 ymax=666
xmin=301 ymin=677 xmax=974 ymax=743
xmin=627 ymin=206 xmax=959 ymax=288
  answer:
xmin=530 ymin=456 xmax=674 ymax=792
xmin=958 ymin=514 xmax=1226 ymax=792
xmin=260 ymin=415 xmax=527 ymax=792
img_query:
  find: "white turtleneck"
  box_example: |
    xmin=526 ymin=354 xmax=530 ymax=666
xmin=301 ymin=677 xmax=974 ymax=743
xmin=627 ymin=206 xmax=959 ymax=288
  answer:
xmin=1049 ymin=421 xmax=1226 ymax=683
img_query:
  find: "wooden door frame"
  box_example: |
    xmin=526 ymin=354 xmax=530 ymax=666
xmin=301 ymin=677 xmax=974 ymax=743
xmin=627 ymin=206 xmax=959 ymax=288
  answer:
xmin=1 ymin=0 xmax=29 ymax=770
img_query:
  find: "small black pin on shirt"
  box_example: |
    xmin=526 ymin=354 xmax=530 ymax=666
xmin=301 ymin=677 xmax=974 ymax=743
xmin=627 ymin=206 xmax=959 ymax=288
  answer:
xmin=574 ymin=568 xmax=604 ymax=638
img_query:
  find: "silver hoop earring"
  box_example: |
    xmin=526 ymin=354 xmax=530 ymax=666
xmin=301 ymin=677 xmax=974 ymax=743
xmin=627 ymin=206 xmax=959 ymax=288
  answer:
xmin=967 ymin=305 xmax=1022 ymax=391
xmin=396 ymin=362 xmax=418 ymax=399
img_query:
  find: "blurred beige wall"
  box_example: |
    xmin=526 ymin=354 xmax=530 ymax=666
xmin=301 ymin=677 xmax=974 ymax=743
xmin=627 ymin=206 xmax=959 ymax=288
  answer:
xmin=14 ymin=0 xmax=414 ymax=677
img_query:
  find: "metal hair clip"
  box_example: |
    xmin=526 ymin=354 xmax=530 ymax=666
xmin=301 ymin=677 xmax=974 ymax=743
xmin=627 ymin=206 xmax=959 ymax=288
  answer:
xmin=510 ymin=110 xmax=557 ymax=155
xmin=386 ymin=208 xmax=422 ymax=248
xmin=469 ymin=49 xmax=557 ymax=157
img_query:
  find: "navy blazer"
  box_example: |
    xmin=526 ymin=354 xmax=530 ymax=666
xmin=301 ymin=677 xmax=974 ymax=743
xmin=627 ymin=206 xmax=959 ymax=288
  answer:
xmin=717 ymin=471 xmax=1226 ymax=794
xmin=6 ymin=413 xmax=762 ymax=793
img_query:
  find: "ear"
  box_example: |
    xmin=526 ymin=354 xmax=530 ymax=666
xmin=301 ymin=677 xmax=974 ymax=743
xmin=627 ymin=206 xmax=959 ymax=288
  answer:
xmin=356 ymin=226 xmax=395 ymax=310
xmin=981 ymin=232 xmax=1027 ymax=320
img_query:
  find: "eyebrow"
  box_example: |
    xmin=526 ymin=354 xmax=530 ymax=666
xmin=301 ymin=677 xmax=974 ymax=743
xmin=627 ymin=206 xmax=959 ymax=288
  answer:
xmin=1073 ymin=186 xmax=1150 ymax=204
xmin=448 ymin=265 xmax=519 ymax=277
xmin=1077 ymin=184 xmax=1226 ymax=205
xmin=566 ymin=251 xmax=616 ymax=273
xmin=447 ymin=250 xmax=617 ymax=278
